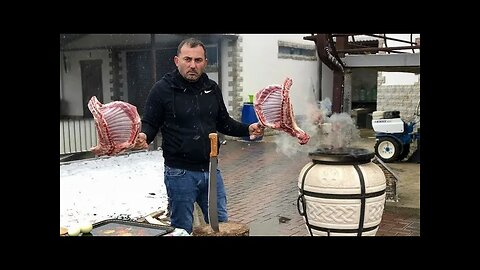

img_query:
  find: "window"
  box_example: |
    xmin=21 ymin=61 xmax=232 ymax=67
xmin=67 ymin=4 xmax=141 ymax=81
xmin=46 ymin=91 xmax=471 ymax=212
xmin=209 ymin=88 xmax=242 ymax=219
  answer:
xmin=205 ymin=45 xmax=218 ymax=72
xmin=278 ymin=41 xmax=317 ymax=61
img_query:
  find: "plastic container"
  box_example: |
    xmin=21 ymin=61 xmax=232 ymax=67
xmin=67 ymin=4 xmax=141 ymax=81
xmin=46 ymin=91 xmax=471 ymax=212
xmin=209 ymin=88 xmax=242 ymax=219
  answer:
xmin=241 ymin=102 xmax=263 ymax=141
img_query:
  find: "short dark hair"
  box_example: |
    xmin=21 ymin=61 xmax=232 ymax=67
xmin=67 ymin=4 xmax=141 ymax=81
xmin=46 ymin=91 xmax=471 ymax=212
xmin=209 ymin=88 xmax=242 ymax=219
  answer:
xmin=177 ymin=38 xmax=207 ymax=59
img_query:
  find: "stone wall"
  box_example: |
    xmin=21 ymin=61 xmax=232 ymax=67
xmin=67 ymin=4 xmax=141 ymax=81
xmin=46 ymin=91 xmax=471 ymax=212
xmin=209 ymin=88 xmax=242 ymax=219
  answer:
xmin=376 ymin=74 xmax=420 ymax=129
xmin=109 ymin=49 xmax=124 ymax=101
xmin=226 ymin=36 xmax=244 ymax=121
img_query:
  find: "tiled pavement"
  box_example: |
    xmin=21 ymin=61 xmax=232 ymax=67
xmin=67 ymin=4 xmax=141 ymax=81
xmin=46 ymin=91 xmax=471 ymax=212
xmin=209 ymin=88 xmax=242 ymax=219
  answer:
xmin=217 ymin=139 xmax=420 ymax=237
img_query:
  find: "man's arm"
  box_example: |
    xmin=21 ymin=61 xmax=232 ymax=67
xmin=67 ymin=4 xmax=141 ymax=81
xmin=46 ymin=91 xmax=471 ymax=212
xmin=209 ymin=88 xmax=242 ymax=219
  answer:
xmin=214 ymin=85 xmax=249 ymax=137
xmin=141 ymin=82 xmax=165 ymax=144
xmin=215 ymin=85 xmax=264 ymax=139
xmin=133 ymin=83 xmax=165 ymax=149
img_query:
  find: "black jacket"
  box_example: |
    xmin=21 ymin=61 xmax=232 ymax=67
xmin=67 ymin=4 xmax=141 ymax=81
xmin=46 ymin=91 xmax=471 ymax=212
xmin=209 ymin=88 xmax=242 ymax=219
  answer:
xmin=141 ymin=69 xmax=250 ymax=171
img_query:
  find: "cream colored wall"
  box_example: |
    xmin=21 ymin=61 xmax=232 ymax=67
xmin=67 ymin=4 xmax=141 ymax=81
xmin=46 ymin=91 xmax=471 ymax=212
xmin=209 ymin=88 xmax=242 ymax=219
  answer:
xmin=239 ymin=34 xmax=320 ymax=116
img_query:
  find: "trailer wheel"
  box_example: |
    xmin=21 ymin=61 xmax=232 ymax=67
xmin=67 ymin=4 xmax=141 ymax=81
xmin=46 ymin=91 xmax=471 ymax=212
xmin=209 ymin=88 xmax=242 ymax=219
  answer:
xmin=375 ymin=137 xmax=401 ymax=163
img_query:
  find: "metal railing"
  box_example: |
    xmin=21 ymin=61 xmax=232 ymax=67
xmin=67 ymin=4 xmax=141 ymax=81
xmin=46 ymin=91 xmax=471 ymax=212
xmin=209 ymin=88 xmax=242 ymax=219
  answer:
xmin=60 ymin=118 xmax=97 ymax=155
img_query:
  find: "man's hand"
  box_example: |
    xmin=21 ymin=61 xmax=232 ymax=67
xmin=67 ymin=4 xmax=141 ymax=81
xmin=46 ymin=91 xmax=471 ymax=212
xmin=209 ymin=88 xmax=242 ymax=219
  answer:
xmin=248 ymin=122 xmax=265 ymax=140
xmin=133 ymin=132 xmax=149 ymax=150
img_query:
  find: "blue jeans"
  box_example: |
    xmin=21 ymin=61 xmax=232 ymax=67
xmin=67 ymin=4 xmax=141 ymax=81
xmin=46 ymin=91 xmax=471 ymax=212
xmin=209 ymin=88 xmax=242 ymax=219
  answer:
xmin=164 ymin=165 xmax=228 ymax=234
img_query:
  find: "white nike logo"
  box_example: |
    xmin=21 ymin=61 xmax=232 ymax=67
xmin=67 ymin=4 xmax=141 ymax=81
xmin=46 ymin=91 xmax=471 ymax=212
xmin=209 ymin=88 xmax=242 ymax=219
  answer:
xmin=204 ymin=90 xmax=213 ymax=94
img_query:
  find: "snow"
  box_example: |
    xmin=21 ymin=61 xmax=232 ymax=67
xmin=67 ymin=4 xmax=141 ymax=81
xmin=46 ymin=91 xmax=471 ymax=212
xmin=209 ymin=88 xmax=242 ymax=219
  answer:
xmin=60 ymin=150 xmax=168 ymax=229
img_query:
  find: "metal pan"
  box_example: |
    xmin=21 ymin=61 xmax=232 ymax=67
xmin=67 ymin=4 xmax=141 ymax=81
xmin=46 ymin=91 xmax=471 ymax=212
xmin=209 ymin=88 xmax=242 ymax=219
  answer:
xmin=90 ymin=219 xmax=174 ymax=236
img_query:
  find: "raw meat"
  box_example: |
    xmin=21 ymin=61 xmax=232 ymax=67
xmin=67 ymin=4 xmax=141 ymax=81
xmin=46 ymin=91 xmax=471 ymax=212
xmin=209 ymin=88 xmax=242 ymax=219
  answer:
xmin=254 ymin=78 xmax=310 ymax=145
xmin=88 ymin=96 xmax=141 ymax=156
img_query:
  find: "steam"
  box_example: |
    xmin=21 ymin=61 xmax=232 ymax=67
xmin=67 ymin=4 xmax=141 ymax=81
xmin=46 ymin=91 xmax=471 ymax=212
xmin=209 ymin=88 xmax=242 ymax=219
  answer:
xmin=273 ymin=97 xmax=360 ymax=158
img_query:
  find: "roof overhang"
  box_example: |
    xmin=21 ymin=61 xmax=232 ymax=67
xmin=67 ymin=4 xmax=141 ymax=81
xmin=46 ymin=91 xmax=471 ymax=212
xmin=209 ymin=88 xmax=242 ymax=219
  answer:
xmin=341 ymin=53 xmax=420 ymax=73
xmin=60 ymin=34 xmax=239 ymax=51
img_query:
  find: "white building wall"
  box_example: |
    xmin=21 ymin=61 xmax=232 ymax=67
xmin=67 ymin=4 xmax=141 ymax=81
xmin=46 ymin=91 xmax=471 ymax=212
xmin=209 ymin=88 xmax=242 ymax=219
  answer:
xmin=321 ymin=63 xmax=334 ymax=101
xmin=239 ymin=34 xmax=320 ymax=116
xmin=61 ymin=50 xmax=111 ymax=116
xmin=206 ymin=72 xmax=218 ymax=85
xmin=381 ymin=71 xmax=420 ymax=85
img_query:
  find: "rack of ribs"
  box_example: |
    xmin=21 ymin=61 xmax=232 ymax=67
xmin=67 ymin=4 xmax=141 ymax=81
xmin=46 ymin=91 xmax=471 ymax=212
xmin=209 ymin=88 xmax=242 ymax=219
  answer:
xmin=254 ymin=78 xmax=310 ymax=145
xmin=88 ymin=96 xmax=141 ymax=156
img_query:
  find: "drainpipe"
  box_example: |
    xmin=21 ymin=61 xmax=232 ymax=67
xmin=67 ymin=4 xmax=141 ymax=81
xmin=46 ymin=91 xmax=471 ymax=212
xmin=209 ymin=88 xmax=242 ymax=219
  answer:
xmin=333 ymin=35 xmax=347 ymax=113
xmin=304 ymin=34 xmax=346 ymax=113
xmin=332 ymin=71 xmax=344 ymax=113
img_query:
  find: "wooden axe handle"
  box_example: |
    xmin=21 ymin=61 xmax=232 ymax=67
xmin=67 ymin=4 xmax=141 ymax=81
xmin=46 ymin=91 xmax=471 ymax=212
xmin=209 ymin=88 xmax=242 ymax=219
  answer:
xmin=209 ymin=133 xmax=218 ymax=157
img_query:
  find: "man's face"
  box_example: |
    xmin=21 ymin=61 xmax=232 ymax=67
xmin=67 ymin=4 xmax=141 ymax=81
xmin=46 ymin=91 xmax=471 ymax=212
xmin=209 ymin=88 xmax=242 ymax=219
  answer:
xmin=174 ymin=45 xmax=207 ymax=82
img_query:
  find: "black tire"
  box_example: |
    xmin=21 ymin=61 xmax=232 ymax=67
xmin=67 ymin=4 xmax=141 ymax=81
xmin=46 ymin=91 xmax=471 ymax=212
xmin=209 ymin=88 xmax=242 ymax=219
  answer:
xmin=397 ymin=143 xmax=410 ymax=161
xmin=374 ymin=137 xmax=401 ymax=163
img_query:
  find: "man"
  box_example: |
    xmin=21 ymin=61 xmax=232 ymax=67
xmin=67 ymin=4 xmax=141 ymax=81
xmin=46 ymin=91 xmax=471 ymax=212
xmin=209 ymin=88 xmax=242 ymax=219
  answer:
xmin=134 ymin=37 xmax=264 ymax=234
